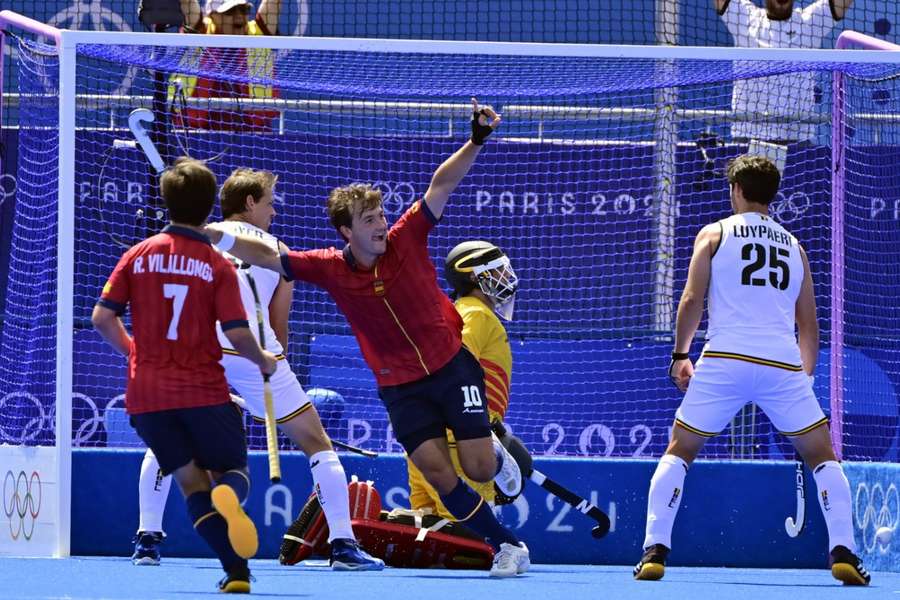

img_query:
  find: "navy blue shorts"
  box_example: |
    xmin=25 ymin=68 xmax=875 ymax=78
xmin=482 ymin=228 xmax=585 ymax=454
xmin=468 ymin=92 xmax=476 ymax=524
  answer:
xmin=379 ymin=347 xmax=491 ymax=454
xmin=131 ymin=403 xmax=247 ymax=476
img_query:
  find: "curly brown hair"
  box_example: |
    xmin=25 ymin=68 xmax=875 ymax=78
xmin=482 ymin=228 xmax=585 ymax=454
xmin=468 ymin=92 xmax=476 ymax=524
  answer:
xmin=326 ymin=184 xmax=383 ymax=239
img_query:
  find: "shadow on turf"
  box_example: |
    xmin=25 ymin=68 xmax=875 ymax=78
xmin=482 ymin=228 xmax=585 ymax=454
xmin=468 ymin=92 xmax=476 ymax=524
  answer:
xmin=169 ymin=592 xmax=308 ymax=597
xmin=666 ymin=579 xmax=841 ymax=589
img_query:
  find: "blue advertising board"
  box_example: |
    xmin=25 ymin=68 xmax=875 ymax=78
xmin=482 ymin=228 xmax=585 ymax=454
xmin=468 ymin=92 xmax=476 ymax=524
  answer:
xmin=71 ymin=449 xmax=900 ymax=571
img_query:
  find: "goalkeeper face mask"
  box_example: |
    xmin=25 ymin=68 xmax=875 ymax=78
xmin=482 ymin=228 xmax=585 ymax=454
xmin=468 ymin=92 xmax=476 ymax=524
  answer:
xmin=472 ymin=255 xmax=519 ymax=321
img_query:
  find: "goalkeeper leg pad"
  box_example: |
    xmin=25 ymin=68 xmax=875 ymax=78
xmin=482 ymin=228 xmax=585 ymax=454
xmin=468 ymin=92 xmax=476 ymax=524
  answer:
xmin=352 ymin=516 xmax=494 ymax=569
xmin=279 ymin=492 xmax=329 ymax=565
xmin=348 ymin=476 xmax=383 ymax=521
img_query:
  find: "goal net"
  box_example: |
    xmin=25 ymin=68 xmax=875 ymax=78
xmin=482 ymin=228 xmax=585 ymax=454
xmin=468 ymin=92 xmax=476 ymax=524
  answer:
xmin=2 ymin=26 xmax=899 ymax=484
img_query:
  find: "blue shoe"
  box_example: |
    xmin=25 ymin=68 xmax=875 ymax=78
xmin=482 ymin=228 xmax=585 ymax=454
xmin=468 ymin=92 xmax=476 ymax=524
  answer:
xmin=131 ymin=531 xmax=164 ymax=566
xmin=329 ymin=538 xmax=385 ymax=571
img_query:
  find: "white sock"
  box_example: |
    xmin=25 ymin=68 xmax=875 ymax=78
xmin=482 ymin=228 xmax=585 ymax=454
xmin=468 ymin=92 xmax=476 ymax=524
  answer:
xmin=309 ymin=450 xmax=355 ymax=542
xmin=137 ymin=449 xmax=171 ymax=534
xmin=642 ymin=454 xmax=688 ymax=550
xmin=813 ymin=460 xmax=855 ymax=553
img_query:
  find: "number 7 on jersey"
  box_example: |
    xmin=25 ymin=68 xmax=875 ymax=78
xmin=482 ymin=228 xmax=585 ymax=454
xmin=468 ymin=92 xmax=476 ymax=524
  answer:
xmin=163 ymin=283 xmax=189 ymax=340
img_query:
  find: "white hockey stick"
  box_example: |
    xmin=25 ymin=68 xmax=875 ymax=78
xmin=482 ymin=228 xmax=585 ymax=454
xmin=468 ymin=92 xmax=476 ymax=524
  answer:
xmin=784 ymin=458 xmax=806 ymax=537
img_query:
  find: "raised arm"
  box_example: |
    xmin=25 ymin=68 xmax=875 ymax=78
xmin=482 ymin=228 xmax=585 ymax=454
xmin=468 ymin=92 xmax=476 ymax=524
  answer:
xmin=179 ymin=0 xmax=203 ymax=30
xmin=257 ymin=0 xmax=282 ymax=33
xmin=424 ymin=98 xmax=501 ymax=220
xmin=205 ymin=226 xmax=287 ymax=276
xmin=795 ymin=246 xmax=819 ymax=375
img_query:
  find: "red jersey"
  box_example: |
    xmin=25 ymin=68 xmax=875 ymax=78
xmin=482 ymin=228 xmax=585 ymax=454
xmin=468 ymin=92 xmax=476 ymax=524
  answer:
xmin=98 ymin=225 xmax=249 ymax=414
xmin=284 ymin=200 xmax=463 ymax=387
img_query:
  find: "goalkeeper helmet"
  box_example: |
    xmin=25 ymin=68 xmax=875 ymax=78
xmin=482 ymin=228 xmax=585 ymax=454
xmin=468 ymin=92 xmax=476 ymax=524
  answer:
xmin=445 ymin=241 xmax=518 ymax=321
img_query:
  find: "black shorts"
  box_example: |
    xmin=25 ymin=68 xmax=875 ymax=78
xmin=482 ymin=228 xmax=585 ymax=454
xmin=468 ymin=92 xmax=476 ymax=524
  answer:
xmin=379 ymin=347 xmax=491 ymax=454
xmin=130 ymin=403 xmax=247 ymax=476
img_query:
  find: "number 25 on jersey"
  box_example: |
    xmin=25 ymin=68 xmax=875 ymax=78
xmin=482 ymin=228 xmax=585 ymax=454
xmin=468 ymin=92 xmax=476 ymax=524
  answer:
xmin=740 ymin=243 xmax=790 ymax=290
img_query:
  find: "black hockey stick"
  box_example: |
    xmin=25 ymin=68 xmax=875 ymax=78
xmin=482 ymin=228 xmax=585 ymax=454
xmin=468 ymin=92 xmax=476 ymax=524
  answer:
xmin=332 ymin=439 xmax=378 ymax=458
xmin=784 ymin=456 xmax=806 ymax=537
xmin=529 ymin=469 xmax=610 ymax=538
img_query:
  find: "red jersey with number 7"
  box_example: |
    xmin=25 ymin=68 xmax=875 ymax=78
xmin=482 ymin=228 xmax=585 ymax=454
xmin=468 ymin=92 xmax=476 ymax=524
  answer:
xmin=98 ymin=225 xmax=249 ymax=414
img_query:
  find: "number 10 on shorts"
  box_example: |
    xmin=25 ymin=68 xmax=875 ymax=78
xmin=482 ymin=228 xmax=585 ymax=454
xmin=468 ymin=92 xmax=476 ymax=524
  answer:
xmin=462 ymin=385 xmax=483 ymax=412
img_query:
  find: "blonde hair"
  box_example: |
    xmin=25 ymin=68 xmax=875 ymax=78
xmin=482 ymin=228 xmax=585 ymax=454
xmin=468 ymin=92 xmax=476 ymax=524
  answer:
xmin=220 ymin=168 xmax=277 ymax=218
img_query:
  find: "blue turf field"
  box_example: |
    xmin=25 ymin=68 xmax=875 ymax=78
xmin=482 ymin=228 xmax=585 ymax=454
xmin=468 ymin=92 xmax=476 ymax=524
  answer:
xmin=1 ymin=557 xmax=896 ymax=600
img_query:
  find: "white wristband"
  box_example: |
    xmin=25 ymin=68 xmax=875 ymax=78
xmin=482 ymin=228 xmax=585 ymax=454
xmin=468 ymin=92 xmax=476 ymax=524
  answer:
xmin=214 ymin=232 xmax=235 ymax=253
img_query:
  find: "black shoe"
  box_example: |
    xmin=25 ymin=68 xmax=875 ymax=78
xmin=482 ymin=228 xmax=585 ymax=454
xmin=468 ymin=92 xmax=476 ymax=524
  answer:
xmin=634 ymin=543 xmax=669 ymax=581
xmin=830 ymin=545 xmax=871 ymax=586
xmin=131 ymin=531 xmax=164 ymax=566
xmin=217 ymin=564 xmax=252 ymax=594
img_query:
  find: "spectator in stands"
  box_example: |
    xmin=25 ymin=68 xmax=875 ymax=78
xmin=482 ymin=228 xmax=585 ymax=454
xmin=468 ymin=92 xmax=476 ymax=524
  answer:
xmin=715 ymin=0 xmax=854 ymax=143
xmin=171 ymin=0 xmax=282 ymax=130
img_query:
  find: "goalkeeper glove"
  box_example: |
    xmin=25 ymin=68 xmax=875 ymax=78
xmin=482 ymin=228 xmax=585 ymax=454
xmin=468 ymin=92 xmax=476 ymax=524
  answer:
xmin=470 ymin=107 xmax=496 ymax=145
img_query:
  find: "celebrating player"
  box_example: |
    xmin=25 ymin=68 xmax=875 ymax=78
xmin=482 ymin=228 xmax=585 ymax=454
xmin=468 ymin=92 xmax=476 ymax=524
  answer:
xmin=206 ymin=99 xmax=531 ymax=577
xmin=92 ymin=158 xmax=278 ymax=593
xmin=406 ymin=241 xmax=519 ymax=516
xmin=131 ymin=168 xmax=384 ymax=572
xmin=632 ymin=155 xmax=870 ymax=586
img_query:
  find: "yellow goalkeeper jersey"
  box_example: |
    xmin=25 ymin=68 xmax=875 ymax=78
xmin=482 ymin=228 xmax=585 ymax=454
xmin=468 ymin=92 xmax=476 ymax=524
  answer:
xmin=456 ymin=296 xmax=511 ymax=421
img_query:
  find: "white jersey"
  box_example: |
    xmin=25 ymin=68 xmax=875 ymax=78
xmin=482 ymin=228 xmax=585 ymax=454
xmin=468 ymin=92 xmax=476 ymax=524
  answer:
xmin=705 ymin=212 xmax=804 ymax=367
xmin=721 ymin=0 xmax=836 ymax=142
xmin=214 ymin=220 xmax=284 ymax=355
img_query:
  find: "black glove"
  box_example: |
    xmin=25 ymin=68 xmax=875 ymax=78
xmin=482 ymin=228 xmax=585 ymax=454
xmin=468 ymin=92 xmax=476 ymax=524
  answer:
xmin=470 ymin=107 xmax=495 ymax=145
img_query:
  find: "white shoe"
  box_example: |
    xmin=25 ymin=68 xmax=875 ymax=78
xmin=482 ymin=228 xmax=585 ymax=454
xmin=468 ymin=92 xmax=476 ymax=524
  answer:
xmin=492 ymin=433 xmax=523 ymax=497
xmin=489 ymin=542 xmax=530 ymax=578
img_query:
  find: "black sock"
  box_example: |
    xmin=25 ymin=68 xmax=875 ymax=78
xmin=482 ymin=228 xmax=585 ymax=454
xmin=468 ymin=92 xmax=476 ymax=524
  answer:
xmin=186 ymin=491 xmax=245 ymax=573
xmin=216 ymin=470 xmax=250 ymax=503
xmin=439 ymin=478 xmax=519 ymax=550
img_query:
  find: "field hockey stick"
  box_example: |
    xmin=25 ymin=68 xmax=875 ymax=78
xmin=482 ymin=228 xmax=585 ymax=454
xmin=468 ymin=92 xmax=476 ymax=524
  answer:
xmin=529 ymin=469 xmax=611 ymax=538
xmin=331 ymin=440 xmax=378 ymax=458
xmin=245 ymin=270 xmax=281 ymax=483
xmin=784 ymin=456 xmax=806 ymax=537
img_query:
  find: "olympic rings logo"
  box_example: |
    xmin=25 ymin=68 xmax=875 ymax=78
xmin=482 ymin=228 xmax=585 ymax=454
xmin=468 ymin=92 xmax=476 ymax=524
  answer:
xmin=3 ymin=470 xmax=41 ymax=541
xmin=0 ymin=391 xmax=139 ymax=447
xmin=0 ymin=174 xmax=15 ymax=207
xmin=855 ymin=482 xmax=899 ymax=553
xmin=0 ymin=392 xmax=48 ymax=444
xmin=770 ymin=191 xmax=811 ymax=224
xmin=371 ymin=181 xmax=418 ymax=216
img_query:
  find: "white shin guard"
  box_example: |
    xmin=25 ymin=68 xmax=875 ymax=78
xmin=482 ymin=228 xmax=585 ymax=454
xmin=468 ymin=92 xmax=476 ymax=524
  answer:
xmin=642 ymin=454 xmax=689 ymax=550
xmin=813 ymin=460 xmax=856 ymax=553
xmin=137 ymin=448 xmax=172 ymax=534
xmin=309 ymin=450 xmax=355 ymax=542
